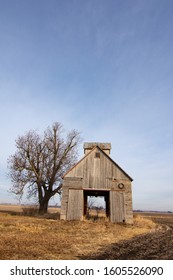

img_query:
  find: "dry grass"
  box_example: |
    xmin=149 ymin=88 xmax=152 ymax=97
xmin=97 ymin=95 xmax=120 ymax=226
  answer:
xmin=133 ymin=214 xmax=157 ymax=229
xmin=0 ymin=205 xmax=158 ymax=260
xmin=0 ymin=215 xmax=155 ymax=259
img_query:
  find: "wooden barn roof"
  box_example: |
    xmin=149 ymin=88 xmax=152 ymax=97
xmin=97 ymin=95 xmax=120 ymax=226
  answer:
xmin=63 ymin=145 xmax=133 ymax=181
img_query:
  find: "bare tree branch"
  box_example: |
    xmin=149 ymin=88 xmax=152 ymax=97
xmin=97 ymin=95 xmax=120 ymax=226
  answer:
xmin=7 ymin=122 xmax=81 ymax=213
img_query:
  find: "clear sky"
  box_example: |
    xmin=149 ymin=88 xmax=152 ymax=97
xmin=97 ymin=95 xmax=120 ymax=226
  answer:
xmin=0 ymin=0 xmax=173 ymax=211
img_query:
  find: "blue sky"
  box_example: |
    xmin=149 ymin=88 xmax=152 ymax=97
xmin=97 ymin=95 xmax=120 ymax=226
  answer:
xmin=0 ymin=0 xmax=173 ymax=211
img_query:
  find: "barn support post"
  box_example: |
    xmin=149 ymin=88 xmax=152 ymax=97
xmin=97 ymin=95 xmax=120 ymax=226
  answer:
xmin=105 ymin=192 xmax=110 ymax=217
xmin=84 ymin=192 xmax=87 ymax=216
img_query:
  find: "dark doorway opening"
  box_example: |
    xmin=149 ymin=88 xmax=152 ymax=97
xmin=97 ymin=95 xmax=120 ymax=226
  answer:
xmin=83 ymin=190 xmax=110 ymax=220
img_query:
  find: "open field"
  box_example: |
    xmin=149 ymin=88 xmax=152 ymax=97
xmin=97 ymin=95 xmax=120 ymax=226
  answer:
xmin=0 ymin=204 xmax=58 ymax=214
xmin=0 ymin=205 xmax=172 ymax=259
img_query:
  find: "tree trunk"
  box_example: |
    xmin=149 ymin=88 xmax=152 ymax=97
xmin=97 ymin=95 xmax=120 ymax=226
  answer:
xmin=39 ymin=197 xmax=49 ymax=214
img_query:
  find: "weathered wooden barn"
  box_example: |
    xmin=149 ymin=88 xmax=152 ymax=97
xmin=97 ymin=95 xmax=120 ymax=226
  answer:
xmin=60 ymin=143 xmax=133 ymax=224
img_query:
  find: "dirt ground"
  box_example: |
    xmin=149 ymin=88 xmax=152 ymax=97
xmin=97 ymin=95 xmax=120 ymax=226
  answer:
xmin=80 ymin=213 xmax=173 ymax=260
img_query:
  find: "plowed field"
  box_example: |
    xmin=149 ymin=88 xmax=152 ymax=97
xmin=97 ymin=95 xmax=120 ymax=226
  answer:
xmin=80 ymin=213 xmax=173 ymax=259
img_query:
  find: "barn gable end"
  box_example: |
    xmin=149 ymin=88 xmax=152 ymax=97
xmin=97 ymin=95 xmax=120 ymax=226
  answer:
xmin=60 ymin=143 xmax=133 ymax=224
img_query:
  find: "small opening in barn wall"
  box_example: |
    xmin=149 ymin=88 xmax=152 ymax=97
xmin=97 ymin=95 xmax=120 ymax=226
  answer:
xmin=95 ymin=152 xmax=100 ymax=158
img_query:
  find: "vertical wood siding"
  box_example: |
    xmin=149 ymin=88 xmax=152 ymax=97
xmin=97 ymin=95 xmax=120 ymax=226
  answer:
xmin=65 ymin=147 xmax=129 ymax=189
xmin=110 ymin=191 xmax=125 ymax=223
xmin=67 ymin=189 xmax=83 ymax=220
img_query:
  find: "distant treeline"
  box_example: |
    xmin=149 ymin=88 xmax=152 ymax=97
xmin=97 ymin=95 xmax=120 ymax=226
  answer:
xmin=134 ymin=210 xmax=172 ymax=213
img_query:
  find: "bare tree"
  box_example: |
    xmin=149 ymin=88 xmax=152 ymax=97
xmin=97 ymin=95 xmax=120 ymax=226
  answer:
xmin=7 ymin=122 xmax=81 ymax=214
xmin=87 ymin=196 xmax=105 ymax=220
xmin=86 ymin=196 xmax=96 ymax=218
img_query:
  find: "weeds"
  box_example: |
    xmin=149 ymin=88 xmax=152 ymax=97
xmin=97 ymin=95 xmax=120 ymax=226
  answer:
xmin=22 ymin=206 xmax=39 ymax=216
xmin=133 ymin=215 xmax=156 ymax=229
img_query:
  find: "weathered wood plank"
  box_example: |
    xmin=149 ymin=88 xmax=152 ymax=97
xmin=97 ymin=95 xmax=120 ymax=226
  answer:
xmin=110 ymin=191 xmax=125 ymax=223
xmin=67 ymin=189 xmax=83 ymax=220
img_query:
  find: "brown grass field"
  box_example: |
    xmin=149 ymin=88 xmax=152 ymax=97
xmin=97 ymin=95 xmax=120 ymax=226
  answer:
xmin=0 ymin=204 xmax=172 ymax=260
